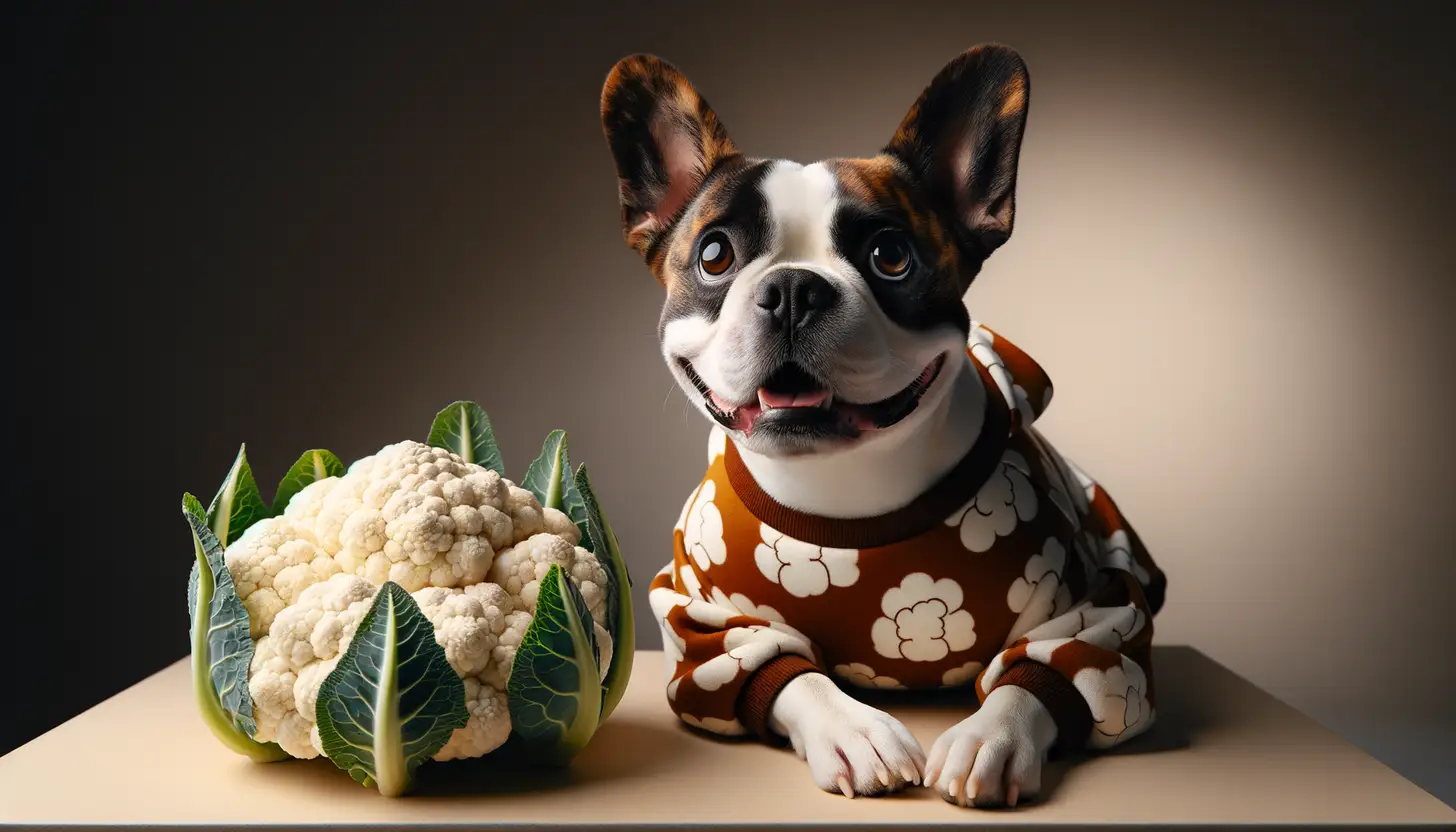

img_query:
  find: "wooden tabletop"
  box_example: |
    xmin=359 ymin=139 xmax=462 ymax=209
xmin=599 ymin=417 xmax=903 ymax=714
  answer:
xmin=1 ymin=647 xmax=1451 ymax=830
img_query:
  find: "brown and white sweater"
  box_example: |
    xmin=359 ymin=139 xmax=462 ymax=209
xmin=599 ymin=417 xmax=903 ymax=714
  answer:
xmin=648 ymin=322 xmax=1168 ymax=753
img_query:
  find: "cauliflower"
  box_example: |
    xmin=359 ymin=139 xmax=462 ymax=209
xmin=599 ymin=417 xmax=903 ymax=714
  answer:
xmin=223 ymin=440 xmax=613 ymax=765
xmin=184 ymin=401 xmax=636 ymax=798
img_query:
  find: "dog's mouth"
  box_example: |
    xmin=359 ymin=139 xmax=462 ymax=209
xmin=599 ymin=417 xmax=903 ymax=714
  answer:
xmin=678 ymin=353 xmax=948 ymax=440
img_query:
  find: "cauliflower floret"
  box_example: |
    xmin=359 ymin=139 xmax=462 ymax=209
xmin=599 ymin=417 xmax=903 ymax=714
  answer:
xmin=488 ymin=533 xmax=608 ymax=627
xmin=225 ymin=517 xmax=335 ymax=637
xmin=566 ymin=552 xmax=610 ymax=628
xmin=432 ymin=678 xmax=512 ymax=761
xmin=268 ymin=573 xmax=377 ymax=671
xmin=477 ymin=505 xmax=513 ymax=552
xmin=542 ymin=507 xmax=582 ymax=546
xmin=412 ymin=584 xmax=517 ymax=679
xmin=504 ymin=486 xmax=546 ymax=544
xmin=593 ymin=621 xmax=613 ymax=684
xmin=280 ymin=657 xmax=338 ymax=759
xmin=241 ymin=589 xmax=287 ymax=640
xmin=486 ymin=610 xmax=534 ymax=689
xmin=274 ymin=711 xmax=317 ymax=759
xmin=247 ymin=634 xmax=318 ymax=759
xmin=247 ymin=635 xmax=292 ymax=744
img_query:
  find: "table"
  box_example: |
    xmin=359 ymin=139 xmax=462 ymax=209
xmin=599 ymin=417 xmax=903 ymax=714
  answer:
xmin=1 ymin=648 xmax=1451 ymax=830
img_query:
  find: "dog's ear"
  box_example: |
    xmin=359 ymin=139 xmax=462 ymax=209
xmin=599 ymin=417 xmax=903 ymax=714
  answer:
xmin=601 ymin=55 xmax=739 ymax=260
xmin=885 ymin=44 xmax=1030 ymax=257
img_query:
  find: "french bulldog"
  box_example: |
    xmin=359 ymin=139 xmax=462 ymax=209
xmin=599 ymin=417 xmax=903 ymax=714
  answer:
xmin=600 ymin=44 xmax=1167 ymax=809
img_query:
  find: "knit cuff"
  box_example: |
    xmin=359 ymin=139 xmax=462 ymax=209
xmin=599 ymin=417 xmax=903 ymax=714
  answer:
xmin=735 ymin=654 xmax=821 ymax=744
xmin=991 ymin=660 xmax=1093 ymax=754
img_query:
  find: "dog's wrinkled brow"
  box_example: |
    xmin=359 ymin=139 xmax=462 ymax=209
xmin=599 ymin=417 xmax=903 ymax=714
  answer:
xmin=658 ymin=157 xmax=771 ymax=277
xmin=827 ymin=157 xmax=960 ymax=275
xmin=693 ymin=158 xmax=774 ymax=261
xmin=657 ymin=157 xmax=774 ymax=328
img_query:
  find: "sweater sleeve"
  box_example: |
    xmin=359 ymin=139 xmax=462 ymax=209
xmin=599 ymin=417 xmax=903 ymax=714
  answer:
xmin=976 ymin=474 xmax=1167 ymax=754
xmin=648 ymin=483 xmax=823 ymax=742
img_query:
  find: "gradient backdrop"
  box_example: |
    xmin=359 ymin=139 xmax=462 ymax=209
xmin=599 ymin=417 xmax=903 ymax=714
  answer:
xmin=10 ymin=0 xmax=1454 ymax=804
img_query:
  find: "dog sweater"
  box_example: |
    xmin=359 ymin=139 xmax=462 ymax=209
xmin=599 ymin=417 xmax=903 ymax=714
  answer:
xmin=648 ymin=321 xmax=1168 ymax=753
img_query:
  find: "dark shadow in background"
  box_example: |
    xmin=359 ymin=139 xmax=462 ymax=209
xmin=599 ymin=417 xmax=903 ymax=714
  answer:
xmin=8 ymin=0 xmax=1454 ymax=804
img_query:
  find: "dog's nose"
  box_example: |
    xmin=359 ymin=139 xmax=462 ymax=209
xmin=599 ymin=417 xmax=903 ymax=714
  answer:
xmin=754 ymin=269 xmax=838 ymax=333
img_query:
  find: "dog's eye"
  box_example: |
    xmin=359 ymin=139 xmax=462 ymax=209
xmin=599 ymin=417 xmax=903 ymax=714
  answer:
xmin=868 ymin=231 xmax=915 ymax=281
xmin=698 ymin=231 xmax=736 ymax=278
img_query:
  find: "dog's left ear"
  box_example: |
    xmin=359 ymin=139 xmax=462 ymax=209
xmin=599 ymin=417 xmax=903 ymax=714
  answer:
xmin=885 ymin=44 xmax=1030 ymax=258
xmin=601 ymin=55 xmax=739 ymax=262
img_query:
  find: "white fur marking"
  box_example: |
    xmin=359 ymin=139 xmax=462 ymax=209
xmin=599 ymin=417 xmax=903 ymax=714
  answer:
xmin=760 ymin=162 xmax=840 ymax=264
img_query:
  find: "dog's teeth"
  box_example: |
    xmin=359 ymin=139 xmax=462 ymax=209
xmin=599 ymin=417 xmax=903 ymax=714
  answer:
xmin=758 ymin=390 xmax=773 ymax=410
xmin=819 ymin=393 xmax=834 ymax=409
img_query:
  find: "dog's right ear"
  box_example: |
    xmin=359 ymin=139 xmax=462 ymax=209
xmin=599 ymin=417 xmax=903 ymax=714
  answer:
xmin=601 ymin=55 xmax=738 ymax=262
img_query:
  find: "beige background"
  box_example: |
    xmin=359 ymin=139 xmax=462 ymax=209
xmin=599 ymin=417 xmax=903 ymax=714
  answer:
xmin=10 ymin=0 xmax=1453 ymax=805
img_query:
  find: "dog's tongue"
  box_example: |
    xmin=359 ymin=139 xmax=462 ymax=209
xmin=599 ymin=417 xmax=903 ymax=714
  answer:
xmin=709 ymin=387 xmax=832 ymax=436
xmin=708 ymin=391 xmax=762 ymax=434
xmin=757 ymin=388 xmax=830 ymax=409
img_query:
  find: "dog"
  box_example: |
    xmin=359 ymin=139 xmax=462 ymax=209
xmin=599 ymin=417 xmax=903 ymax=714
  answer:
xmin=600 ymin=45 xmax=1167 ymax=808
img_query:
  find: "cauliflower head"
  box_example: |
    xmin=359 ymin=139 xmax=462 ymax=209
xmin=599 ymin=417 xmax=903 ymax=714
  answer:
xmin=226 ymin=440 xmax=610 ymax=763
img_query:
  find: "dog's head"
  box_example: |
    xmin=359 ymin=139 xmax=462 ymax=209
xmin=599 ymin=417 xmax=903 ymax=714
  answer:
xmin=601 ymin=46 xmax=1030 ymax=458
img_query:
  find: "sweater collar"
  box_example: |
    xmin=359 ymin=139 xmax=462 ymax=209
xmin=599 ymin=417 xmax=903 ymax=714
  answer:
xmin=723 ymin=348 xmax=1015 ymax=550
xmin=967 ymin=320 xmax=1056 ymax=432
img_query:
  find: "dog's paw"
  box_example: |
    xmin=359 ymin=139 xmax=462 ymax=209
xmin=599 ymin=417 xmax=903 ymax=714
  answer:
xmin=768 ymin=672 xmax=926 ymax=798
xmin=925 ymin=684 xmax=1057 ymax=808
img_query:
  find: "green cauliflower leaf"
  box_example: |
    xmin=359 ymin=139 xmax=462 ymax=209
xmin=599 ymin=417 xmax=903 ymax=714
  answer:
xmin=315 ymin=582 xmax=470 ymax=797
xmin=507 ymin=564 xmax=602 ymax=766
xmin=183 ymin=493 xmax=287 ymax=762
xmin=426 ymin=401 xmax=505 ymax=476
xmin=573 ymin=464 xmax=635 ymax=720
xmin=271 ymin=448 xmax=345 ymax=515
xmin=206 ymin=444 xmax=270 ymax=547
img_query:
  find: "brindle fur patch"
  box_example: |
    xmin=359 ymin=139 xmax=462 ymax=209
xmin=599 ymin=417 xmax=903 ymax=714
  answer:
xmin=998 ymin=74 xmax=1027 ymax=119
xmin=826 ymin=157 xmax=973 ymax=336
xmin=827 ymin=156 xmax=965 ymax=279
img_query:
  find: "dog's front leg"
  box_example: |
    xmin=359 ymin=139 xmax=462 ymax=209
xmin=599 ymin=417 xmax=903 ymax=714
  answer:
xmin=925 ymin=685 xmax=1058 ymax=808
xmin=768 ymin=672 xmax=927 ymax=798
